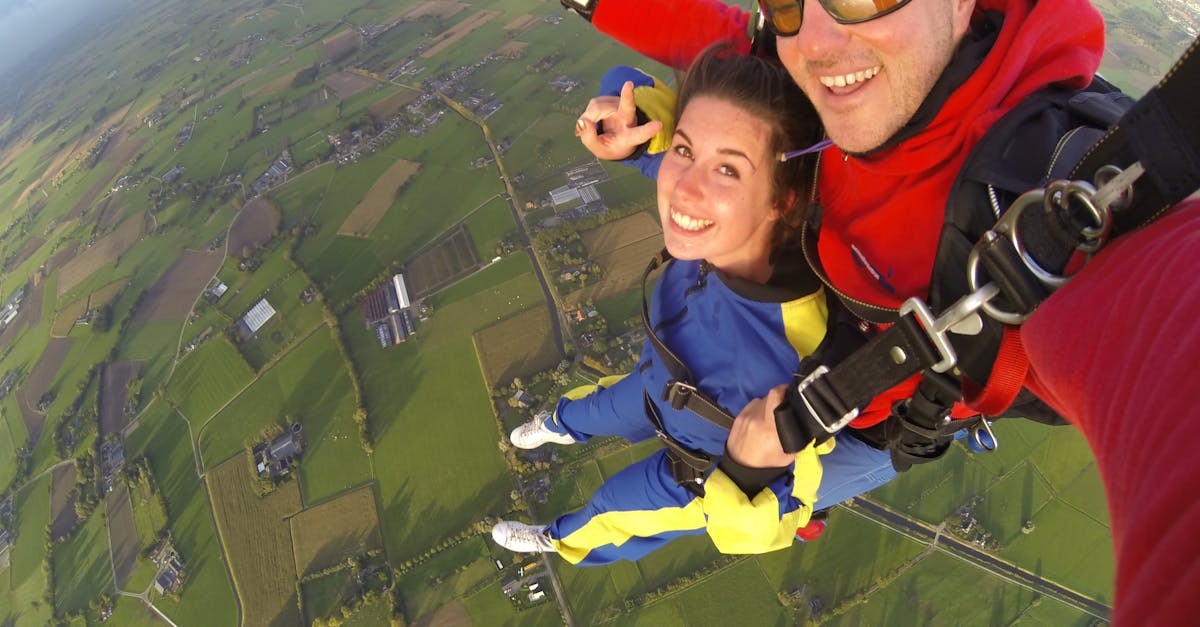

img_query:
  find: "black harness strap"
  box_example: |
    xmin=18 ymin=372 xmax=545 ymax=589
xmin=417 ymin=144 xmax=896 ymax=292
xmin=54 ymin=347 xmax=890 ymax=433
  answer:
xmin=639 ymin=250 xmax=737 ymax=431
xmin=637 ymin=250 xmax=737 ymax=493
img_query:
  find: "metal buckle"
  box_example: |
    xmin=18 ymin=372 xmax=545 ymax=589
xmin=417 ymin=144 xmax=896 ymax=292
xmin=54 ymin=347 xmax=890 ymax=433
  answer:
xmin=796 ymin=366 xmax=859 ymax=434
xmin=966 ymin=178 xmax=1115 ymax=325
xmin=898 ymin=284 xmax=999 ymax=374
xmin=663 ymin=380 xmax=696 ymax=411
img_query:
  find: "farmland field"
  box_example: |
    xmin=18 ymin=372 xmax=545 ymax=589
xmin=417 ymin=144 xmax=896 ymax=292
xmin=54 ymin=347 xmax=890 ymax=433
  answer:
xmin=49 ymin=463 xmax=79 ymax=541
xmin=15 ymin=336 xmax=75 ymax=446
xmin=421 ymin=10 xmax=501 ymax=59
xmin=56 ymin=215 xmax=143 ymax=297
xmin=406 ymin=224 xmax=481 ymax=299
xmin=99 ymin=361 xmax=142 ymax=439
xmin=123 ymin=405 xmax=238 ymax=626
xmin=131 ymin=250 xmax=223 ymax=322
xmin=338 ymin=159 xmax=421 ymax=237
xmin=289 ymin=485 xmax=384 ymax=576
xmin=166 ymin=336 xmax=255 ymax=426
xmin=52 ymin=509 xmax=114 ymax=616
xmin=207 ymin=453 xmax=303 ymax=627
xmin=473 ymin=306 xmax=559 ymax=392
xmin=105 ymin=484 xmax=140 ymax=587
xmin=323 ymin=71 xmax=379 ymax=101
xmin=228 ymin=198 xmax=280 ymax=258
xmin=564 ymin=212 xmax=662 ymax=308
xmin=199 ymin=328 xmax=371 ymax=503
xmin=7 ymin=473 xmax=53 ymax=626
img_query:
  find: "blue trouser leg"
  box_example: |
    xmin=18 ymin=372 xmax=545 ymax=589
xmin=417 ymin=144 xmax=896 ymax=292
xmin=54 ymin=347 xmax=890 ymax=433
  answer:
xmin=815 ymin=434 xmax=896 ymax=507
xmin=549 ymin=374 xmax=656 ymax=443
xmin=546 ymin=449 xmax=706 ymax=565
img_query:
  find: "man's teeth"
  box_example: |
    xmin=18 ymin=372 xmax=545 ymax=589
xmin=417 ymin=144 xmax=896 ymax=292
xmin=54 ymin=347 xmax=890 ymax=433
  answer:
xmin=671 ymin=209 xmax=713 ymax=231
xmin=819 ymin=66 xmax=881 ymax=88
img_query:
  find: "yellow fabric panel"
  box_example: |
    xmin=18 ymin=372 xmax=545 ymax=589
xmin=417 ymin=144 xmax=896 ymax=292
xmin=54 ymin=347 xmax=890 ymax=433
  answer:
xmin=780 ymin=287 xmax=828 ymax=361
xmin=553 ymin=499 xmax=706 ymax=564
xmin=791 ymin=438 xmax=835 ymax=506
xmin=633 ymin=74 xmax=677 ymax=156
xmin=703 ymin=470 xmax=804 ymax=554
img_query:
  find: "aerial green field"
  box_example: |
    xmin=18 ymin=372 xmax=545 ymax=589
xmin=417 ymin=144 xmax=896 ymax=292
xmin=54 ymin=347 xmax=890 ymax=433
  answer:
xmin=123 ymin=403 xmax=238 ymax=626
xmin=6 ymin=473 xmax=54 ymax=627
xmin=166 ymin=335 xmax=256 ymax=425
xmin=52 ymin=509 xmax=114 ymax=616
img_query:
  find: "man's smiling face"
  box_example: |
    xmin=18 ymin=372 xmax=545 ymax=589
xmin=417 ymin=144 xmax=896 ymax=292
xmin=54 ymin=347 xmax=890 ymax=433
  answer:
xmin=776 ymin=0 xmax=975 ymax=153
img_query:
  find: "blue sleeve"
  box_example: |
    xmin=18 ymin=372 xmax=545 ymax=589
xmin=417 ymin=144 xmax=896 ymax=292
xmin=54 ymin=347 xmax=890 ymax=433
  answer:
xmin=597 ymin=66 xmax=675 ymax=180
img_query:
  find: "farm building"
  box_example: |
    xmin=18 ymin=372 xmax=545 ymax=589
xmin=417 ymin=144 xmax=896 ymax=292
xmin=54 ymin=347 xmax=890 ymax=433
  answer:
xmin=254 ymin=423 xmax=306 ymax=477
xmin=361 ymin=276 xmax=416 ymax=349
xmin=549 ymin=185 xmax=581 ymax=207
xmin=392 ymin=274 xmax=410 ymax=309
xmin=239 ymin=299 xmax=277 ymax=337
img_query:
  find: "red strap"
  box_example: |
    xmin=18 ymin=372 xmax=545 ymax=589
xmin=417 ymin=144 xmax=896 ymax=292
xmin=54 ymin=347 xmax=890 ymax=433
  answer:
xmin=962 ymin=326 xmax=1029 ymax=415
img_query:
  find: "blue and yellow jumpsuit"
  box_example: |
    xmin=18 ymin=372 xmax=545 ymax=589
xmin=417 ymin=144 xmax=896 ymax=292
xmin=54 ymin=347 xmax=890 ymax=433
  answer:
xmin=542 ymin=258 xmax=896 ymax=565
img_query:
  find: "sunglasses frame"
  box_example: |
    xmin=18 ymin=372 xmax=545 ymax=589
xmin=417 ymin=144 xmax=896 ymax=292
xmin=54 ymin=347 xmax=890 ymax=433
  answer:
xmin=758 ymin=0 xmax=915 ymax=37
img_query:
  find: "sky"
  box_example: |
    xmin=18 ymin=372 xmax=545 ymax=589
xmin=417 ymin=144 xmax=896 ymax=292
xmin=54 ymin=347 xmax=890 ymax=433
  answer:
xmin=0 ymin=0 xmax=122 ymax=77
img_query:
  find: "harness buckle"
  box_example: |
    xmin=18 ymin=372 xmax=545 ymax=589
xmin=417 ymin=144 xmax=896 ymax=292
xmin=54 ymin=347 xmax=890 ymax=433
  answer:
xmin=662 ymin=380 xmax=697 ymax=411
xmin=796 ymin=366 xmax=859 ymax=434
xmin=899 ymin=284 xmax=999 ymax=374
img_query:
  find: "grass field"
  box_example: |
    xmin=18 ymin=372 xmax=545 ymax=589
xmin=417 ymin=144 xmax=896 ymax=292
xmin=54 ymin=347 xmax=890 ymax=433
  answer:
xmin=123 ymin=403 xmax=238 ymax=626
xmin=464 ymin=196 xmax=515 ymax=261
xmin=395 ymin=536 xmax=494 ymax=621
xmin=199 ymin=327 xmax=371 ymax=504
xmin=338 ymin=160 xmax=421 ymax=238
xmin=56 ymin=215 xmax=143 ymax=298
xmin=290 ymin=485 xmax=384 ymax=576
xmin=7 ymin=473 xmax=53 ymax=627
xmin=207 ymin=453 xmax=303 ymax=627
xmin=53 ymin=509 xmax=115 ymax=615
xmin=301 ymin=570 xmax=353 ymax=624
xmin=166 ymin=335 xmax=255 ymax=425
xmin=346 ymin=265 xmax=541 ymax=561
xmin=473 ymin=306 xmax=559 ymax=392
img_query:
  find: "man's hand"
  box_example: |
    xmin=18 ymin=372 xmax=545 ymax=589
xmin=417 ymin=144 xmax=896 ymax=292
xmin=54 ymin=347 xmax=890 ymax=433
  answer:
xmin=575 ymin=81 xmax=664 ymax=161
xmin=727 ymin=385 xmax=795 ymax=469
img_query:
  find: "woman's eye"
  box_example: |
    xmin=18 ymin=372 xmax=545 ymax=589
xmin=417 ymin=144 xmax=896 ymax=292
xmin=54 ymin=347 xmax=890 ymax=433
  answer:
xmin=672 ymin=144 xmax=692 ymax=158
xmin=718 ymin=165 xmax=739 ymax=178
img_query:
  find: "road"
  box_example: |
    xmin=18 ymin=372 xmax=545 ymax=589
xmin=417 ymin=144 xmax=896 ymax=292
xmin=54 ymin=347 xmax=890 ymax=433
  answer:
xmin=846 ymin=497 xmax=1111 ymax=620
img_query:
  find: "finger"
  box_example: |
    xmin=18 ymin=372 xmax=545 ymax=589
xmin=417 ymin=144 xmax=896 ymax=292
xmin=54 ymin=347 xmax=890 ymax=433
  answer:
xmin=580 ymin=95 xmax=621 ymax=123
xmin=616 ymin=81 xmax=638 ymax=124
xmin=627 ymin=119 xmax=664 ymax=145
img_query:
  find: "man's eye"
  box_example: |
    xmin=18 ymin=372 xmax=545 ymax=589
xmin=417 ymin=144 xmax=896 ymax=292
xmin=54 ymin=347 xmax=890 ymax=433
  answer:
xmin=672 ymin=145 xmax=692 ymax=158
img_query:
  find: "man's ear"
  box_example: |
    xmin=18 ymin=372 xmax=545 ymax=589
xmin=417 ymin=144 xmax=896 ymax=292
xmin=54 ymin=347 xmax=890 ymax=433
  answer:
xmin=952 ymin=0 xmax=977 ymax=39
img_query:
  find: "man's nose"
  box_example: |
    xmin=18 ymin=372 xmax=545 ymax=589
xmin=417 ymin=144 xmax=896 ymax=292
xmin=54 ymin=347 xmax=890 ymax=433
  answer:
xmin=791 ymin=0 xmax=852 ymax=58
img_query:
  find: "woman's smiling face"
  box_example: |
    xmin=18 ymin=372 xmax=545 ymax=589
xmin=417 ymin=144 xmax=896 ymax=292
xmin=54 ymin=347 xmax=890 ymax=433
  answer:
xmin=657 ymin=96 xmax=781 ymax=280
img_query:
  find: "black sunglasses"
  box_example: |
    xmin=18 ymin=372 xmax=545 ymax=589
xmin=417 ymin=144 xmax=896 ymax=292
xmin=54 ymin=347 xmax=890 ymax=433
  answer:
xmin=758 ymin=0 xmax=915 ymax=37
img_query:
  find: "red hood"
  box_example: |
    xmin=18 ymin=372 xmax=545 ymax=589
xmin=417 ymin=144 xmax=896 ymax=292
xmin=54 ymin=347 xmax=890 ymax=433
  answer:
xmin=818 ymin=0 xmax=1105 ymax=309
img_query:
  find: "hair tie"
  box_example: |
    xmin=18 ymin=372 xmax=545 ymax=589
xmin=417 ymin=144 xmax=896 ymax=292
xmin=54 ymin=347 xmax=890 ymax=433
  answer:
xmin=778 ymin=138 xmax=833 ymax=162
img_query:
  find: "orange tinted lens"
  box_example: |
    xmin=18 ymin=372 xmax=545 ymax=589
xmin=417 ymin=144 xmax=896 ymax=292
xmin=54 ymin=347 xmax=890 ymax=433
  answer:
xmin=762 ymin=0 xmax=802 ymax=35
xmin=824 ymin=0 xmax=903 ymax=20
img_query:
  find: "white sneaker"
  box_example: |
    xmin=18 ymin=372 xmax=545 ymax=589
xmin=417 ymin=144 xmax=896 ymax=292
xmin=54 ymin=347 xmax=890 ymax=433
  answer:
xmin=492 ymin=521 xmax=556 ymax=553
xmin=510 ymin=417 xmax=574 ymax=449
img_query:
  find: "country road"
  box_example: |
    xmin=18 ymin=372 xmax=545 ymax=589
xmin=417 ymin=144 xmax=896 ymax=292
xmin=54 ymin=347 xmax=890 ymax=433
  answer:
xmin=846 ymin=497 xmax=1111 ymax=620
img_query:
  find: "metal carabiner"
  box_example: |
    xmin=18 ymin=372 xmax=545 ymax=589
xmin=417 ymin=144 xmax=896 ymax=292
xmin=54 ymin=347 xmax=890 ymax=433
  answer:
xmin=970 ymin=418 xmax=998 ymax=452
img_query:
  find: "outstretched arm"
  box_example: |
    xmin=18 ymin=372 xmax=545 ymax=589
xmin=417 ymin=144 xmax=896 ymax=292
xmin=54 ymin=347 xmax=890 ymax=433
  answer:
xmin=589 ymin=0 xmax=754 ymax=70
xmin=1022 ymin=199 xmax=1200 ymax=624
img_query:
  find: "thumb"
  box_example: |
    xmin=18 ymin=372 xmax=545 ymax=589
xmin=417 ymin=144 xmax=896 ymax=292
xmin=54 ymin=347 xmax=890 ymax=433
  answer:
xmin=628 ymin=119 xmax=664 ymax=145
